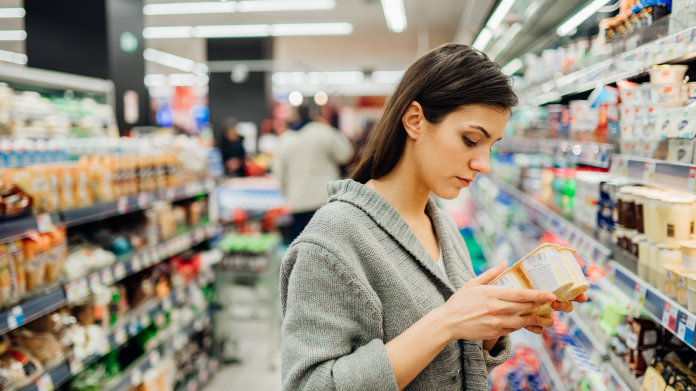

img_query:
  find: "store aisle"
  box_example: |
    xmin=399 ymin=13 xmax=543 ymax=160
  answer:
xmin=204 ymin=321 xmax=281 ymax=391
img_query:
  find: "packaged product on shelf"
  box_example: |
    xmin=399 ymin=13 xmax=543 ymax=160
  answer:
xmin=0 ymin=244 xmax=11 ymax=308
xmin=45 ymin=227 xmax=67 ymax=284
xmin=13 ymin=329 xmax=64 ymax=363
xmin=0 ymin=182 xmax=31 ymax=220
xmin=2 ymin=168 xmax=49 ymax=214
xmin=0 ymin=347 xmax=42 ymax=382
xmin=23 ymin=234 xmax=49 ymax=292
xmin=58 ymin=165 xmax=76 ymax=210
xmin=73 ymin=163 xmax=92 ymax=207
xmin=8 ymin=240 xmax=25 ymax=302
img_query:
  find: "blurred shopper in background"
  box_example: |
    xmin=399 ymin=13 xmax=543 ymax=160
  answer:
xmin=273 ymin=105 xmax=354 ymax=242
xmin=218 ymin=117 xmax=246 ymax=177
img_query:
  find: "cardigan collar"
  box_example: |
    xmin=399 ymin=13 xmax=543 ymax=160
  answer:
xmin=327 ymin=179 xmax=471 ymax=294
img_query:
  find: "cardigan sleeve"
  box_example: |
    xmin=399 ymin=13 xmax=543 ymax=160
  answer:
xmin=483 ymin=335 xmax=512 ymax=374
xmin=280 ymin=241 xmax=399 ymax=391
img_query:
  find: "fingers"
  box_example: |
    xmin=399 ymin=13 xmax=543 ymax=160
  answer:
xmin=491 ymin=287 xmax=556 ymax=305
xmin=466 ymin=260 xmax=508 ymax=287
xmin=571 ymin=293 xmax=588 ymax=303
xmin=534 ymin=315 xmax=554 ymax=328
xmin=524 ymin=325 xmax=544 ymax=334
xmin=552 ymin=301 xmax=573 ymax=313
xmin=488 ymin=300 xmax=538 ymax=315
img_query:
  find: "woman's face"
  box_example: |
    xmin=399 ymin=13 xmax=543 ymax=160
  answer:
xmin=412 ymin=104 xmax=509 ymax=200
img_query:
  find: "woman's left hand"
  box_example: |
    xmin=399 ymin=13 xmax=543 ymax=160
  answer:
xmin=524 ymin=293 xmax=589 ymax=334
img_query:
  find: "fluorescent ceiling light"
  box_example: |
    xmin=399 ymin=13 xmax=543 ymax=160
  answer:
xmin=371 ymin=70 xmax=404 ymax=84
xmin=270 ymin=23 xmax=352 ymax=36
xmin=486 ymin=0 xmax=517 ymax=30
xmin=143 ymin=48 xmax=208 ymax=73
xmin=272 ymin=71 xmax=364 ymax=85
xmin=0 ymin=30 xmax=26 ymax=41
xmin=143 ymin=2 xmax=235 ymax=15
xmin=380 ymin=0 xmax=407 ymax=33
xmin=472 ymin=28 xmax=493 ymax=51
xmin=0 ymin=49 xmax=27 ymax=65
xmin=144 ymin=74 xmax=166 ymax=87
xmin=143 ymin=26 xmax=193 ymax=39
xmin=0 ymin=8 xmax=25 ymax=18
xmin=502 ymin=58 xmax=523 ymax=75
xmin=238 ymin=0 xmax=335 ymax=12
xmin=146 ymin=23 xmax=353 ymax=38
xmin=557 ymin=0 xmax=612 ymax=36
xmin=489 ymin=22 xmax=522 ymax=60
xmin=194 ymin=24 xmax=269 ymax=38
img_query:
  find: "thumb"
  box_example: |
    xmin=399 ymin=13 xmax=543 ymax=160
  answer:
xmin=466 ymin=260 xmax=508 ymax=287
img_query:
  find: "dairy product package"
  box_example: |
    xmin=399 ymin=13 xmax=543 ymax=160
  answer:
xmin=556 ymin=247 xmax=590 ymax=301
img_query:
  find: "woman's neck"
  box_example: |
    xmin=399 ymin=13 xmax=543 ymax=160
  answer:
xmin=365 ymin=157 xmax=431 ymax=224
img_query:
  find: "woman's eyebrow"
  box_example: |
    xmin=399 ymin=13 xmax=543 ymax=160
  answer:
xmin=468 ymin=125 xmax=491 ymax=138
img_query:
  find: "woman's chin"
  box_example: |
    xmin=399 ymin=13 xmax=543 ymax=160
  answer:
xmin=433 ymin=187 xmax=462 ymax=200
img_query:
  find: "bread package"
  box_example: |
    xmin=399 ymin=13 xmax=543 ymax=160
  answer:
xmin=24 ymin=235 xmax=49 ymax=291
xmin=8 ymin=240 xmax=25 ymax=301
xmin=45 ymin=228 xmax=67 ymax=284
xmin=0 ymin=244 xmax=11 ymax=308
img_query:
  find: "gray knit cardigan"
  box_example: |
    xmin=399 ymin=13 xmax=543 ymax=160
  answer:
xmin=280 ymin=179 xmax=512 ymax=390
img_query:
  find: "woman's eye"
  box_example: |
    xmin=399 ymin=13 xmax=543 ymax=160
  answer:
xmin=463 ymin=136 xmax=478 ymax=147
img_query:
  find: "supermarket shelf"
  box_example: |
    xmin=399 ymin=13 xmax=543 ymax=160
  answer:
xmin=174 ymin=357 xmax=220 ymax=391
xmin=566 ymin=312 xmax=634 ymax=391
xmin=609 ymin=261 xmax=696 ymax=351
xmin=610 ymin=155 xmax=696 ymax=194
xmin=496 ymin=137 xmax=614 ymax=169
xmin=0 ymin=64 xmax=114 ymax=96
xmin=64 ymin=222 xmax=218 ymax=304
xmin=0 ymin=178 xmax=215 ymax=243
xmin=518 ymin=25 xmax=696 ymax=107
xmin=0 ymin=222 xmax=217 ymax=338
xmin=526 ymin=335 xmax=568 ymax=391
xmin=467 ymin=214 xmax=499 ymax=267
xmin=487 ymin=176 xmax=612 ymax=267
xmin=62 ymin=178 xmax=216 ymax=227
xmin=470 ymin=198 xmax=528 ymax=261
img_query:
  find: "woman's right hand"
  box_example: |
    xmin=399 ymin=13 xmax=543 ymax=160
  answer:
xmin=435 ymin=261 xmax=557 ymax=342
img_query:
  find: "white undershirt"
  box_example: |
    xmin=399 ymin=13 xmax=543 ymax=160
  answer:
xmin=436 ymin=246 xmax=447 ymax=276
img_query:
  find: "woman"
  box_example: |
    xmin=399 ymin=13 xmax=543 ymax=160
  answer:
xmin=280 ymin=44 xmax=586 ymax=390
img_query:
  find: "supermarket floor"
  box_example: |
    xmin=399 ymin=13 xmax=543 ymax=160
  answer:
xmin=203 ymin=320 xmax=282 ymax=391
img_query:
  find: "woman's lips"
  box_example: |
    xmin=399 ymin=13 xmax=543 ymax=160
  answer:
xmin=457 ymin=177 xmax=471 ymax=186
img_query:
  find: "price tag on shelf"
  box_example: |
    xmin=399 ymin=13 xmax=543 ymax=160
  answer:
xmin=115 ymin=327 xmax=127 ymax=345
xmin=686 ymin=316 xmax=696 ymax=345
xmin=65 ymin=280 xmax=78 ymax=303
xmin=689 ymin=168 xmax=696 ymax=193
xmin=113 ymin=262 xmax=127 ymax=281
xmin=36 ymin=213 xmax=54 ymax=233
xmin=643 ymin=161 xmax=656 ymax=182
xmin=130 ymin=367 xmax=143 ymax=386
xmin=117 ymin=196 xmax=129 ymax=215
xmin=36 ymin=373 xmax=54 ymax=391
xmin=140 ymin=313 xmax=151 ymax=329
xmin=148 ymin=350 xmax=161 ymax=367
xmin=100 ymin=267 xmax=114 ymax=286
xmin=670 ymin=305 xmax=680 ymax=331
xmin=69 ymin=357 xmax=84 ymax=376
xmin=137 ymin=193 xmax=150 ymax=210
xmin=634 ymin=282 xmax=648 ymax=307
xmin=678 ymin=312 xmax=689 ymax=341
xmin=7 ymin=306 xmax=24 ymax=329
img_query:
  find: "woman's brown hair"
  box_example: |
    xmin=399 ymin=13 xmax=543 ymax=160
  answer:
xmin=350 ymin=43 xmax=518 ymax=184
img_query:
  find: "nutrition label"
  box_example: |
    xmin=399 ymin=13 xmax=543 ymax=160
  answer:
xmin=522 ymin=251 xmax=562 ymax=292
xmin=492 ymin=274 xmax=519 ymax=289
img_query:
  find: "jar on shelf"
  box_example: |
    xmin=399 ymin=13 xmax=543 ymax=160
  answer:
xmin=664 ymin=195 xmax=696 ymax=246
xmin=637 ymin=235 xmax=651 ymax=280
xmin=648 ymin=240 xmax=660 ymax=287
xmin=657 ymin=244 xmax=682 ymax=293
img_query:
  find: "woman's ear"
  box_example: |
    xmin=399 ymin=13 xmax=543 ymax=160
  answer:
xmin=402 ymin=101 xmax=425 ymax=140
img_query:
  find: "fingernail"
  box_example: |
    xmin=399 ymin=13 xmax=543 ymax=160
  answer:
xmin=546 ymin=294 xmax=556 ymax=302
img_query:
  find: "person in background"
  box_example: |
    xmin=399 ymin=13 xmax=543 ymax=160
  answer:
xmin=273 ymin=105 xmax=354 ymax=242
xmin=218 ymin=117 xmax=246 ymax=177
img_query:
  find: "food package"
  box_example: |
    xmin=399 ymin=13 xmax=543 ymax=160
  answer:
xmin=58 ymin=165 xmax=77 ymax=210
xmin=8 ymin=240 xmax=26 ymax=301
xmin=0 ymin=182 xmax=31 ymax=219
xmin=13 ymin=330 xmax=63 ymax=363
xmin=25 ymin=311 xmax=63 ymax=333
xmin=0 ymin=244 xmax=11 ymax=308
xmin=0 ymin=347 xmax=43 ymax=383
xmin=556 ymin=247 xmax=590 ymax=301
xmin=3 ymin=169 xmax=48 ymax=214
xmin=24 ymin=234 xmax=50 ymax=291
xmin=72 ymin=164 xmax=93 ymax=208
xmin=45 ymin=228 xmax=67 ymax=284
xmin=45 ymin=166 xmax=61 ymax=212
xmin=488 ymin=244 xmax=581 ymax=315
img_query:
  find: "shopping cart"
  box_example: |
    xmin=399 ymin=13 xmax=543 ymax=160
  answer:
xmin=212 ymin=232 xmax=283 ymax=370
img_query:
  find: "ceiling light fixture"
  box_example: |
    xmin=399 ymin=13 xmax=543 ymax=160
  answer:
xmin=0 ymin=30 xmax=26 ymax=41
xmin=144 ymin=48 xmax=201 ymax=72
xmin=557 ymin=0 xmax=612 ymax=36
xmin=488 ymin=22 xmax=522 ymax=60
xmin=143 ymin=26 xmax=193 ymax=39
xmin=288 ymin=91 xmax=304 ymax=106
xmin=143 ymin=0 xmax=334 ymax=15
xmin=486 ymin=0 xmax=517 ymax=30
xmin=314 ymin=91 xmax=329 ymax=106
xmin=143 ymin=2 xmax=235 ymax=15
xmin=237 ymin=0 xmax=335 ymax=12
xmin=145 ymin=23 xmax=353 ymax=38
xmin=0 ymin=49 xmax=27 ymax=65
xmin=380 ymin=0 xmax=407 ymax=33
xmin=0 ymin=8 xmax=25 ymax=18
xmin=472 ymin=28 xmax=493 ymax=51
xmin=144 ymin=74 xmax=167 ymax=87
xmin=501 ymin=58 xmax=523 ymax=75
xmin=272 ymin=71 xmax=364 ymax=85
